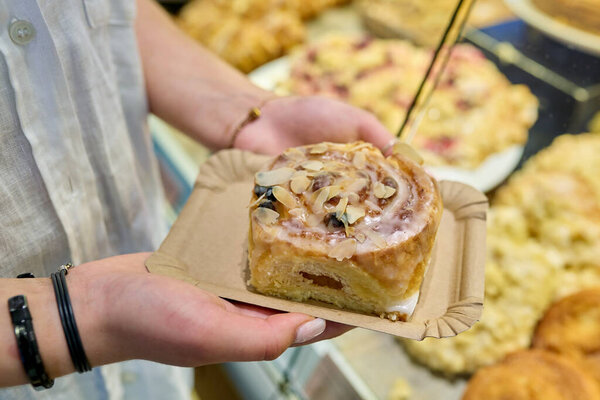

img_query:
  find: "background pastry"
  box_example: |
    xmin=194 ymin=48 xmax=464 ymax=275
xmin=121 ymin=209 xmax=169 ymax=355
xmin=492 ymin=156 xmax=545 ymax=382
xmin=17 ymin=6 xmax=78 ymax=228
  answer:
xmin=281 ymin=36 xmax=538 ymax=168
xmin=462 ymin=350 xmax=600 ymax=400
xmin=248 ymin=141 xmax=442 ymax=320
xmin=533 ymin=289 xmax=600 ymax=385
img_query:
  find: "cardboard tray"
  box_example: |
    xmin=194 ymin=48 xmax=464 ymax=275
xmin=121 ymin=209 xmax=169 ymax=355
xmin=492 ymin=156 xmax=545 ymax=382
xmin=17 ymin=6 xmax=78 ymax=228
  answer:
xmin=146 ymin=149 xmax=488 ymax=340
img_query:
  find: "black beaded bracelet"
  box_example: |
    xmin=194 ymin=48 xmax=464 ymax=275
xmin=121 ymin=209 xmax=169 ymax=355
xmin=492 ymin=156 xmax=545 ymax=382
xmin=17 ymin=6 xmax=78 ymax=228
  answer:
xmin=51 ymin=264 xmax=91 ymax=373
xmin=8 ymin=295 xmax=54 ymax=390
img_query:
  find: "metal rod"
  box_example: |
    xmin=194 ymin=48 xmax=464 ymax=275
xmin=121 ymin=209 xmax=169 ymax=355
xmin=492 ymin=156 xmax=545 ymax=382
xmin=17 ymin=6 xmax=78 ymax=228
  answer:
xmin=397 ymin=0 xmax=477 ymax=142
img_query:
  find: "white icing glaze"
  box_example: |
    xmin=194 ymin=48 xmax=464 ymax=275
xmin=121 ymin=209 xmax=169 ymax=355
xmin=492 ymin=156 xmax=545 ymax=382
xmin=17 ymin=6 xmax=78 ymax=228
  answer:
xmin=385 ymin=291 xmax=420 ymax=315
xmin=253 ymin=142 xmax=438 ymax=256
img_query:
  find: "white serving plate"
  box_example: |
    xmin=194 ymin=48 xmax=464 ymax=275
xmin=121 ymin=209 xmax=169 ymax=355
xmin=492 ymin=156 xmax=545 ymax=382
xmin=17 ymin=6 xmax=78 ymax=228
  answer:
xmin=504 ymin=0 xmax=600 ymax=56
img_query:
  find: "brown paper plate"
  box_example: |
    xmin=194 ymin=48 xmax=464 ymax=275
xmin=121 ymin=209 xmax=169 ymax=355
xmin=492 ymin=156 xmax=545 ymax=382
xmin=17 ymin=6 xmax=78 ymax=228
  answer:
xmin=146 ymin=149 xmax=488 ymax=340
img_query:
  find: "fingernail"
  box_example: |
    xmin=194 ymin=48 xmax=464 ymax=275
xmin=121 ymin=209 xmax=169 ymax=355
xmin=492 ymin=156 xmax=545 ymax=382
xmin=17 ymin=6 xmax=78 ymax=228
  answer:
xmin=293 ymin=318 xmax=326 ymax=344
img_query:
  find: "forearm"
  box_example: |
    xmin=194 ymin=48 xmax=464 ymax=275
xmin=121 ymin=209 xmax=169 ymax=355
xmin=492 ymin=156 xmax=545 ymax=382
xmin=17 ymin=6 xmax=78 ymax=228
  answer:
xmin=0 ymin=254 xmax=148 ymax=387
xmin=135 ymin=0 xmax=272 ymax=150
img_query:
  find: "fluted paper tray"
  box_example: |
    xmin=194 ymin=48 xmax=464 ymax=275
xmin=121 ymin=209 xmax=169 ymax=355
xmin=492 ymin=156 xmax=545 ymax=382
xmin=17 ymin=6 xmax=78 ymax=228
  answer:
xmin=145 ymin=149 xmax=488 ymax=340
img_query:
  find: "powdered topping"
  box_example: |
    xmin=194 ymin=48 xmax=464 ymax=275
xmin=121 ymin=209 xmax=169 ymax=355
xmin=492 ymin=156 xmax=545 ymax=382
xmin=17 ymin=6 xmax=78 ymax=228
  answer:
xmin=249 ymin=141 xmax=440 ymax=257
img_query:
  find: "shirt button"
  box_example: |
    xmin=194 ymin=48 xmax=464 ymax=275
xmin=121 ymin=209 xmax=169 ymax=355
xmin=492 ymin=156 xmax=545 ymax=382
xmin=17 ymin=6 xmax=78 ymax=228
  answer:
xmin=9 ymin=20 xmax=36 ymax=45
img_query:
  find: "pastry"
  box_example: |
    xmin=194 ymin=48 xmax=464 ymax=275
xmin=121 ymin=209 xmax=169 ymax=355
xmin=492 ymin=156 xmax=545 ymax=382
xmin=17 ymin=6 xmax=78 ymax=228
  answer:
xmin=178 ymin=0 xmax=306 ymax=73
xmin=358 ymin=0 xmax=514 ymax=47
xmin=247 ymin=141 xmax=443 ymax=320
xmin=281 ymin=36 xmax=538 ymax=168
xmin=533 ymin=288 xmax=600 ymax=385
xmin=401 ymin=133 xmax=600 ymax=375
xmin=462 ymin=350 xmax=600 ymax=400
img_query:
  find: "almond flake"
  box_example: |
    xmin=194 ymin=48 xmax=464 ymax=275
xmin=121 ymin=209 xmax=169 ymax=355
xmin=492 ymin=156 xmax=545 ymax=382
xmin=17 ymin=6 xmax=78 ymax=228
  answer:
xmin=292 ymin=170 xmax=308 ymax=178
xmin=345 ymin=205 xmax=365 ymax=224
xmin=284 ymin=147 xmax=305 ymax=161
xmin=364 ymin=229 xmax=387 ymax=249
xmin=310 ymin=143 xmax=328 ymax=154
xmin=354 ymin=232 xmax=366 ymax=243
xmin=346 ymin=193 xmax=360 ymax=204
xmin=365 ymin=199 xmax=383 ymax=212
xmin=374 ymin=182 xmax=387 ymax=198
xmin=346 ymin=178 xmax=368 ymax=193
xmin=352 ymin=151 xmax=366 ymax=169
xmin=301 ymin=160 xmax=324 ymax=171
xmin=255 ymin=167 xmax=295 ymax=187
xmin=253 ymin=207 xmax=279 ymax=225
xmin=345 ymin=225 xmax=355 ymax=237
xmin=392 ymin=142 xmax=424 ymax=165
xmin=290 ymin=175 xmax=311 ymax=194
xmin=313 ymin=187 xmax=330 ymax=210
xmin=383 ymin=186 xmax=397 ymax=199
xmin=350 ymin=142 xmax=372 ymax=151
xmin=327 ymin=185 xmax=342 ymax=200
xmin=335 ymin=196 xmax=349 ymax=218
xmin=272 ymin=186 xmax=297 ymax=209
xmin=248 ymin=193 xmax=266 ymax=208
xmin=288 ymin=208 xmax=303 ymax=218
xmin=328 ymin=239 xmax=357 ymax=261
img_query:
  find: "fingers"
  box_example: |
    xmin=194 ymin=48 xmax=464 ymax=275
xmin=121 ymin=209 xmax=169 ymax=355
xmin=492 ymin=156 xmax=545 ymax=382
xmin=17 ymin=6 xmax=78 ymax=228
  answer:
xmin=357 ymin=112 xmax=395 ymax=151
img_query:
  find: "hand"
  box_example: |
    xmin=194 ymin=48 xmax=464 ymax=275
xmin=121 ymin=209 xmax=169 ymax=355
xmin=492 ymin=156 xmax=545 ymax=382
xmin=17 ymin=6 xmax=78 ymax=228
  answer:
xmin=70 ymin=253 xmax=350 ymax=368
xmin=233 ymin=96 xmax=393 ymax=155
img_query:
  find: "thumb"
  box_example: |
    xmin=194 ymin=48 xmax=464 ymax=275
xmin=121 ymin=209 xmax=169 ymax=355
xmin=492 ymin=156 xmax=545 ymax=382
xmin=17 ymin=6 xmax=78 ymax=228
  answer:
xmin=210 ymin=312 xmax=325 ymax=362
xmin=358 ymin=112 xmax=395 ymax=151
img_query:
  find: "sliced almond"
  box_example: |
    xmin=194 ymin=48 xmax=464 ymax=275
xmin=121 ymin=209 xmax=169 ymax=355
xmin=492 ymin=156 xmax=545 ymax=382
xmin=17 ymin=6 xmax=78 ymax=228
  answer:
xmin=301 ymin=160 xmax=324 ymax=171
xmin=284 ymin=147 xmax=305 ymax=161
xmin=253 ymin=207 xmax=279 ymax=225
xmin=313 ymin=187 xmax=330 ymax=210
xmin=350 ymin=142 xmax=372 ymax=151
xmin=288 ymin=208 xmax=303 ymax=218
xmin=335 ymin=196 xmax=349 ymax=218
xmin=352 ymin=151 xmax=367 ymax=169
xmin=291 ymin=170 xmax=308 ymax=178
xmin=374 ymin=182 xmax=387 ymax=198
xmin=344 ymin=225 xmax=355 ymax=238
xmin=290 ymin=175 xmax=311 ymax=194
xmin=364 ymin=229 xmax=387 ymax=249
xmin=248 ymin=193 xmax=266 ymax=208
xmin=328 ymin=239 xmax=357 ymax=261
xmin=365 ymin=199 xmax=383 ymax=212
xmin=392 ymin=141 xmax=424 ymax=165
xmin=327 ymin=185 xmax=342 ymax=200
xmin=272 ymin=186 xmax=297 ymax=209
xmin=346 ymin=192 xmax=360 ymax=204
xmin=310 ymin=142 xmax=328 ymax=154
xmin=354 ymin=232 xmax=366 ymax=243
xmin=345 ymin=178 xmax=368 ymax=193
xmin=345 ymin=205 xmax=365 ymax=224
xmin=383 ymin=186 xmax=397 ymax=199
xmin=255 ymin=167 xmax=295 ymax=187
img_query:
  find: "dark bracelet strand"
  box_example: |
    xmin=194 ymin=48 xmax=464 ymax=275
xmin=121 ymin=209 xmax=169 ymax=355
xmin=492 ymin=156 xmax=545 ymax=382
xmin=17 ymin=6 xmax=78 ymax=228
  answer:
xmin=51 ymin=264 xmax=91 ymax=373
xmin=8 ymin=295 xmax=54 ymax=390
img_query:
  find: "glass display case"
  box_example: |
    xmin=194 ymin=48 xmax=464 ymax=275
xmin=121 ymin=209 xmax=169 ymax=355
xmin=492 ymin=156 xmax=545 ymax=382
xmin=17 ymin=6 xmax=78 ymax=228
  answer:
xmin=154 ymin=0 xmax=600 ymax=398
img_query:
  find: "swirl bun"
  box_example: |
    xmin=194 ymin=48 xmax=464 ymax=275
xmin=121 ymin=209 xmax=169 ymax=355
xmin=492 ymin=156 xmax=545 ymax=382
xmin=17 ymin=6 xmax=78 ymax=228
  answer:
xmin=248 ymin=141 xmax=442 ymax=320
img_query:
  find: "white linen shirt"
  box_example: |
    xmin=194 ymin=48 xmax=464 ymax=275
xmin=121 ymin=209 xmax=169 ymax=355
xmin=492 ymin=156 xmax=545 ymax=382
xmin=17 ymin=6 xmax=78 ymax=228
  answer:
xmin=0 ymin=0 xmax=192 ymax=398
